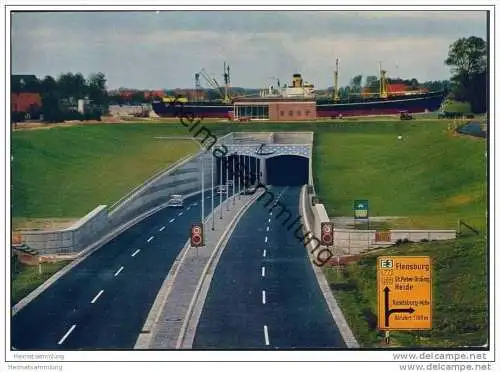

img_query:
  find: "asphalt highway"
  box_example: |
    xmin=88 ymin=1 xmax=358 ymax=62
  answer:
xmin=11 ymin=191 xmax=228 ymax=350
xmin=193 ymin=186 xmax=346 ymax=349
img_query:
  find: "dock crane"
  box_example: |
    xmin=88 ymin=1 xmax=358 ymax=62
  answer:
xmin=199 ymin=63 xmax=232 ymax=104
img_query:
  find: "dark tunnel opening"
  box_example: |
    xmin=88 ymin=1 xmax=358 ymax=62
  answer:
xmin=266 ymin=155 xmax=309 ymax=186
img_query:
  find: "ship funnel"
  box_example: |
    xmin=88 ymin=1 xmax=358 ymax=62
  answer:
xmin=292 ymin=74 xmax=303 ymax=88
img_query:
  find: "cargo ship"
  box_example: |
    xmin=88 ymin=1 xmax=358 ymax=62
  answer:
xmin=151 ymin=60 xmax=445 ymax=119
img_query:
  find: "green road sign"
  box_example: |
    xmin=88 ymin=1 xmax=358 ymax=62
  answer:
xmin=354 ymin=200 xmax=369 ymax=220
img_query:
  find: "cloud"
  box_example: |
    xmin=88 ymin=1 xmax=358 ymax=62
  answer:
xmin=10 ymin=10 xmax=488 ymax=89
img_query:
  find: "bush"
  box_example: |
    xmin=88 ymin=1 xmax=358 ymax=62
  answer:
xmin=441 ymin=100 xmax=472 ymax=114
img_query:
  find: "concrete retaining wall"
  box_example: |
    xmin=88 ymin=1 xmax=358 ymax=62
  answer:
xmin=18 ymin=134 xmax=234 ymax=255
xmin=107 ymin=151 xmax=212 ymax=229
xmin=305 ymin=194 xmax=457 ymax=255
xmin=20 ymin=205 xmax=109 ymax=255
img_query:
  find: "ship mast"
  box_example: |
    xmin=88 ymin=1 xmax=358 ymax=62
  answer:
xmin=194 ymin=73 xmax=201 ymax=102
xmin=223 ymin=62 xmax=231 ymax=103
xmin=379 ymin=61 xmax=388 ymax=98
xmin=333 ymin=58 xmax=340 ymax=102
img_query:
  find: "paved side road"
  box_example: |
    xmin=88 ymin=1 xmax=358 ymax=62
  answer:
xmin=193 ymin=186 xmax=346 ymax=349
xmin=11 ymin=192 xmax=227 ymax=350
xmin=144 ymin=191 xmax=261 ymax=349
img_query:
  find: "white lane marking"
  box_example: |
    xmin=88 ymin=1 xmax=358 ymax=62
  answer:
xmin=90 ymin=289 xmax=104 ymax=304
xmin=264 ymin=325 xmax=270 ymax=346
xmin=262 ymin=266 xmax=265 ymax=277
xmin=265 ymin=236 xmax=268 ymax=243
xmin=193 ymin=202 xmax=198 ymax=206
xmin=147 ymin=236 xmax=154 ymax=243
xmin=178 ymin=212 xmax=183 ymax=216
xmin=131 ymin=249 xmax=141 ymax=257
xmin=263 ymin=249 xmax=266 ymax=258
xmin=159 ymin=226 xmax=165 ymax=232
xmin=266 ymin=226 xmax=269 ymax=232
xmin=268 ymin=218 xmax=271 ymax=223
xmin=57 ymin=324 xmax=76 ymax=345
xmin=270 ymin=212 xmax=272 ymax=216
xmin=169 ymin=218 xmax=175 ymax=223
xmin=186 ymin=206 xmax=191 ymax=211
xmin=262 ymin=290 xmax=266 ymax=304
xmin=114 ymin=266 xmax=124 ymax=277
xmin=206 ymin=196 xmax=210 ymax=199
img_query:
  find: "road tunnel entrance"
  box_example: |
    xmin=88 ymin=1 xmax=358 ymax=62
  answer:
xmin=216 ymin=155 xmax=260 ymax=188
xmin=266 ymin=155 xmax=309 ymax=186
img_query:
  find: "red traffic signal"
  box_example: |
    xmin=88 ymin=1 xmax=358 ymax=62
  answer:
xmin=321 ymin=222 xmax=334 ymax=246
xmin=190 ymin=223 xmax=204 ymax=247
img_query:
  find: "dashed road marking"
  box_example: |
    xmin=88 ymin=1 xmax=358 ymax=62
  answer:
xmin=147 ymin=236 xmax=154 ymax=243
xmin=262 ymin=266 xmax=265 ymax=277
xmin=57 ymin=324 xmax=76 ymax=345
xmin=178 ymin=212 xmax=183 ymax=216
xmin=114 ymin=266 xmax=124 ymax=277
xmin=186 ymin=206 xmax=191 ymax=211
xmin=266 ymin=226 xmax=269 ymax=232
xmin=90 ymin=290 xmax=104 ymax=304
xmin=268 ymin=218 xmax=271 ymax=223
xmin=159 ymin=226 xmax=165 ymax=232
xmin=264 ymin=325 xmax=270 ymax=346
xmin=265 ymin=236 xmax=268 ymax=243
xmin=262 ymin=290 xmax=266 ymax=304
xmin=263 ymin=249 xmax=266 ymax=258
xmin=169 ymin=218 xmax=175 ymax=223
xmin=131 ymin=249 xmax=141 ymax=257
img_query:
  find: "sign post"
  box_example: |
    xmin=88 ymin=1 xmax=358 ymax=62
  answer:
xmin=190 ymin=223 xmax=204 ymax=257
xmin=353 ymin=200 xmax=369 ymax=228
xmin=377 ymin=256 xmax=432 ymax=331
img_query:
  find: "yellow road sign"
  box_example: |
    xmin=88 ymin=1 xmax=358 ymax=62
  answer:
xmin=377 ymin=256 xmax=432 ymax=330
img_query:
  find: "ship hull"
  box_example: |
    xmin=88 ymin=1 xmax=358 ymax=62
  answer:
xmin=152 ymin=92 xmax=444 ymax=119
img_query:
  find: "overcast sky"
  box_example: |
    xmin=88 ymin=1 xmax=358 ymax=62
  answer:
xmin=11 ymin=10 xmax=488 ymax=90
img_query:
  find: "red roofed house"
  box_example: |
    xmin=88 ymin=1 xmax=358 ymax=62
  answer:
xmin=11 ymin=93 xmax=42 ymax=120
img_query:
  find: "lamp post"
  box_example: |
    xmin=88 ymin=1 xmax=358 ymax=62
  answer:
xmin=255 ymin=156 xmax=258 ymax=185
xmin=232 ymin=153 xmax=236 ymax=206
xmin=211 ymin=153 xmax=215 ymax=230
xmin=219 ymin=156 xmax=223 ymax=219
xmin=201 ymin=153 xmax=204 ymax=222
xmin=226 ymin=154 xmax=230 ymax=211
xmin=243 ymin=155 xmax=246 ymax=191
xmin=238 ymin=154 xmax=241 ymax=200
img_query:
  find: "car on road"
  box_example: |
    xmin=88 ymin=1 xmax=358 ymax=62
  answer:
xmin=216 ymin=185 xmax=228 ymax=195
xmin=168 ymin=194 xmax=184 ymax=208
xmin=242 ymin=185 xmax=257 ymax=195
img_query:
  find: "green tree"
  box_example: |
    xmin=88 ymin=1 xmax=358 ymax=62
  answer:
xmin=445 ymin=36 xmax=487 ymax=113
xmin=350 ymin=75 xmax=363 ymax=93
xmin=87 ymin=72 xmax=109 ymax=113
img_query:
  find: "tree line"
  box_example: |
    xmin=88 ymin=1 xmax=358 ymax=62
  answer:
xmin=11 ymin=35 xmax=488 ymax=121
xmin=12 ymin=72 xmax=108 ymax=122
xmin=334 ymin=36 xmax=487 ymax=113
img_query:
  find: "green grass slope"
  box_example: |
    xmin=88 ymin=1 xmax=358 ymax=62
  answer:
xmin=324 ymin=234 xmax=488 ymax=348
xmin=11 ymin=124 xmax=198 ymax=218
xmin=313 ymin=121 xmax=487 ymax=230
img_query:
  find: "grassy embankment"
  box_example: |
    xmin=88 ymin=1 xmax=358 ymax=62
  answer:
xmin=310 ymin=120 xmax=487 ymax=348
xmin=11 ymin=123 xmax=198 ymax=302
xmin=11 ymin=120 xmax=488 ymax=347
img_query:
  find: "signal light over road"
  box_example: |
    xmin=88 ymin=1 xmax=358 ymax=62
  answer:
xmin=321 ymin=222 xmax=334 ymax=246
xmin=191 ymin=223 xmax=204 ymax=247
